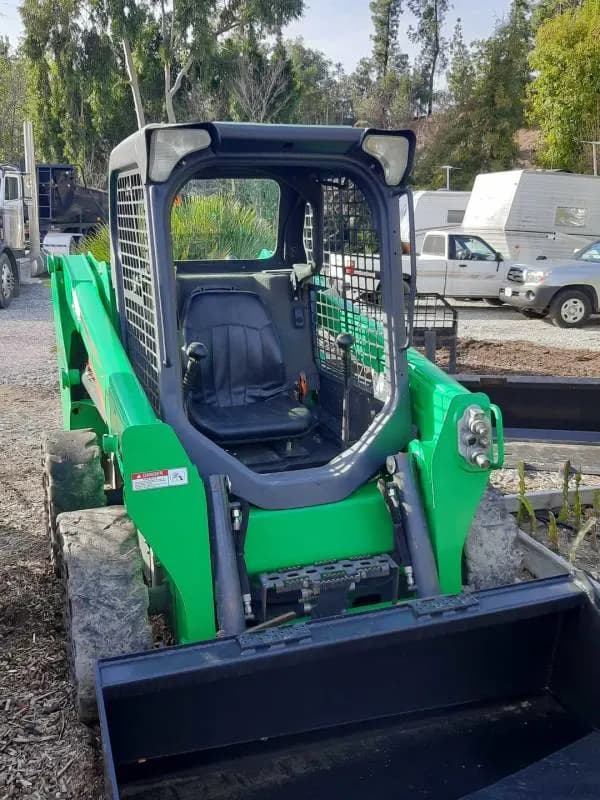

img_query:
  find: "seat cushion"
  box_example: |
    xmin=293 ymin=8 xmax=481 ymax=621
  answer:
xmin=183 ymin=289 xmax=287 ymax=407
xmin=187 ymin=393 xmax=314 ymax=444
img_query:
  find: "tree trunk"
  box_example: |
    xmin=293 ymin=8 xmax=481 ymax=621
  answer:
xmin=122 ymin=36 xmax=146 ymax=129
xmin=427 ymin=0 xmax=440 ymax=116
xmin=165 ymin=62 xmax=177 ymax=124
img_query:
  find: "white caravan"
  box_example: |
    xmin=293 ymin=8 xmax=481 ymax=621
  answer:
xmin=400 ymin=190 xmax=470 ymax=251
xmin=461 ymin=170 xmax=600 ymax=262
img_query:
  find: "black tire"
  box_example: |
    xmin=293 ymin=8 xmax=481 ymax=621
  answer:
xmin=41 ymin=429 xmax=106 ymax=576
xmin=484 ymin=298 xmax=504 ymax=307
xmin=548 ymin=288 xmax=592 ymax=328
xmin=519 ymin=309 xmax=544 ymax=319
xmin=464 ymin=486 xmax=522 ymax=590
xmin=0 ymin=252 xmax=16 ymax=309
xmin=58 ymin=507 xmax=152 ymax=723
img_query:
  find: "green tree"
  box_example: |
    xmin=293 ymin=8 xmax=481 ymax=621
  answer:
xmin=408 ymin=0 xmax=450 ymax=115
xmin=532 ymin=0 xmax=583 ymax=27
xmin=92 ymin=0 xmax=304 ymax=126
xmin=285 ymin=40 xmax=353 ymax=124
xmin=413 ymin=1 xmax=532 ymax=188
xmin=369 ymin=0 xmax=404 ymax=79
xmin=20 ymin=0 xmax=143 ymax=184
xmin=0 ymin=41 xmax=27 ymax=164
xmin=446 ymin=19 xmax=475 ymax=107
xmin=528 ymin=0 xmax=600 ymax=172
xmin=358 ymin=0 xmax=412 ymax=126
xmin=229 ymin=33 xmax=298 ymax=123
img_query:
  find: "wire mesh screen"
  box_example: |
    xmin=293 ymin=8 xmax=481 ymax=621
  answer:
xmin=308 ymin=178 xmax=388 ymax=397
xmin=116 ymin=170 xmax=160 ymax=412
xmin=413 ymin=294 xmax=456 ymax=333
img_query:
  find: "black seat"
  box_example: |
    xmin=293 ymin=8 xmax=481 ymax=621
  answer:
xmin=182 ymin=289 xmax=314 ymax=444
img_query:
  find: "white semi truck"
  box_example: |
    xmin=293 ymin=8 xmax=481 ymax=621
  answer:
xmin=0 ymin=123 xmax=107 ymax=308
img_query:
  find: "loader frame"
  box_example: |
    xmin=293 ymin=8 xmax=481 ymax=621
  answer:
xmin=48 ymin=122 xmax=502 ymax=643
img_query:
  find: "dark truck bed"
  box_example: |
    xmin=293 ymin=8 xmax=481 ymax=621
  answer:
xmin=121 ymin=697 xmax=594 ymax=800
xmin=98 ymin=540 xmax=600 ymax=800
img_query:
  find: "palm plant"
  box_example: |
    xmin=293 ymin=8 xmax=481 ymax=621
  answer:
xmin=78 ymin=194 xmax=276 ymax=263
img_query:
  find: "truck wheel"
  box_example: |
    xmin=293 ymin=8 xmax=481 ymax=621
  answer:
xmin=58 ymin=507 xmax=152 ymax=723
xmin=0 ymin=252 xmax=16 ymax=309
xmin=42 ymin=430 xmax=106 ymax=576
xmin=464 ymin=486 xmax=522 ymax=590
xmin=548 ymin=289 xmax=592 ymax=328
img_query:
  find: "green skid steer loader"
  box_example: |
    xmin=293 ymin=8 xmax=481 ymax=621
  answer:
xmin=44 ymin=123 xmax=600 ymax=799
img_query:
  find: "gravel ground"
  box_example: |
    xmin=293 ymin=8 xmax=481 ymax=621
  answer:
xmin=0 ymin=281 xmax=57 ymax=386
xmin=1 ymin=282 xmax=600 ymax=798
xmin=0 ymin=283 xmax=102 ymax=799
xmin=453 ymin=300 xmax=600 ymax=350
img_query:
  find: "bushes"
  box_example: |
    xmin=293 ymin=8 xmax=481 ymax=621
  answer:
xmin=77 ymin=194 xmax=276 ymax=263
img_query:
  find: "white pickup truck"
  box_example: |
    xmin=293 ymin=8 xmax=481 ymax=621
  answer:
xmin=327 ymin=230 xmax=509 ymax=302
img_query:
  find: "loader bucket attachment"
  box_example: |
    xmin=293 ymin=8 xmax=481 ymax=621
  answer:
xmin=98 ymin=573 xmax=600 ymax=800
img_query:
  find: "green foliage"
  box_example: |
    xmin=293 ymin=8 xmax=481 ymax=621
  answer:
xmin=80 ymin=193 xmax=276 ymax=263
xmin=532 ymin=0 xmax=584 ymax=28
xmin=370 ymin=0 xmax=404 ymax=79
xmin=574 ymin=471 xmax=583 ymax=529
xmin=517 ymin=460 xmax=527 ymax=526
xmin=413 ymin=1 xmax=532 ymax=189
xmin=286 ymin=40 xmax=352 ymax=124
xmin=172 ymin=195 xmax=276 ymax=261
xmin=408 ymin=0 xmax=450 ymax=115
xmin=517 ymin=495 xmax=538 ymax=532
xmin=547 ymin=510 xmax=559 ymax=551
xmin=77 ymin=225 xmax=110 ymax=262
xmin=569 ymin=515 xmax=597 ymax=563
xmin=21 ymin=0 xmax=596 ymax=196
xmin=515 ymin=461 xmax=537 ymax=532
xmin=559 ymin=460 xmax=571 ymax=523
xmin=528 ymin=0 xmax=600 ymax=172
xmin=0 ymin=40 xmax=26 ymax=164
xmin=21 ymin=0 xmax=140 ymax=185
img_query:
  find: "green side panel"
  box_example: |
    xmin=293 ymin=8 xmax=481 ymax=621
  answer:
xmin=49 ymin=253 xmax=156 ymax=434
xmin=312 ymin=288 xmax=500 ymax=595
xmin=48 ymin=255 xmax=99 ymax=433
xmin=86 ymin=253 xmax=119 ymax=325
xmin=49 ymin=253 xmax=216 ymax=644
xmin=407 ymin=348 xmax=498 ymax=594
xmin=69 ymin=398 xmax=106 ymax=434
xmin=121 ymin=424 xmax=216 ymax=644
xmin=245 ymin=481 xmax=393 ymax=575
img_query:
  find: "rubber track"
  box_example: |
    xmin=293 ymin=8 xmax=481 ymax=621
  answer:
xmin=58 ymin=506 xmax=152 ymax=724
xmin=465 ymin=486 xmax=523 ymax=590
xmin=41 ymin=429 xmax=106 ymax=574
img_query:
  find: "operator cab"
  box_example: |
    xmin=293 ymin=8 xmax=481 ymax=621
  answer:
xmin=173 ymin=169 xmax=392 ymax=473
xmin=110 ymin=123 xmax=415 ymax=508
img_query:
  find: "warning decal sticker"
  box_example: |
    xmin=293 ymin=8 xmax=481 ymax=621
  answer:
xmin=132 ymin=468 xmax=189 ymax=491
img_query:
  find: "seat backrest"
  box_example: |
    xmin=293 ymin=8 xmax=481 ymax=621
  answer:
xmin=183 ymin=290 xmax=287 ymax=407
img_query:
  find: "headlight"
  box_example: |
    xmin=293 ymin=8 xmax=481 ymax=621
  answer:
xmin=362 ymin=134 xmax=411 ymax=185
xmin=524 ymin=269 xmax=546 ymax=283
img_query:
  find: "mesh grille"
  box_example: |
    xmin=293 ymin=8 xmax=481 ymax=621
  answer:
xmin=116 ymin=171 xmax=160 ymax=411
xmin=413 ymin=293 xmax=456 ymax=333
xmin=308 ymin=179 xmax=387 ymax=394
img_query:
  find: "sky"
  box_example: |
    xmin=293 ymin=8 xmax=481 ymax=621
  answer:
xmin=285 ymin=0 xmax=514 ymax=71
xmin=2 ymin=0 xmax=513 ymax=71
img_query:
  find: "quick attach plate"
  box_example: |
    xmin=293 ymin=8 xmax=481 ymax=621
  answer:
xmin=257 ymin=554 xmax=399 ymax=621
